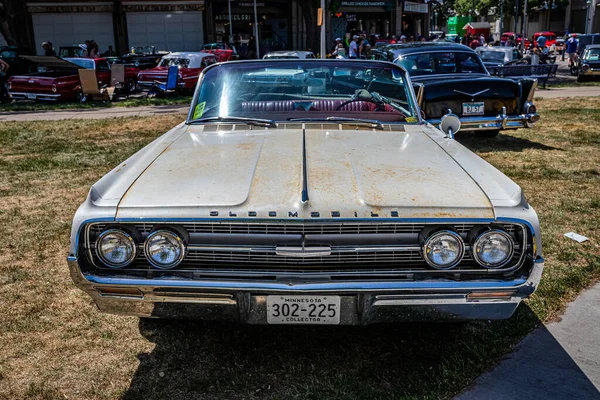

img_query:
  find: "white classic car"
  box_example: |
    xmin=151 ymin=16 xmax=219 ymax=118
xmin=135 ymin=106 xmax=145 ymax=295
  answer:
xmin=68 ymin=60 xmax=544 ymax=325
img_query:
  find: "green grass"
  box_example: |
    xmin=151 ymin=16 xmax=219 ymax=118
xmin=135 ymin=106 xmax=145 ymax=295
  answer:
xmin=0 ymin=95 xmax=191 ymax=112
xmin=0 ymin=100 xmax=599 ymax=399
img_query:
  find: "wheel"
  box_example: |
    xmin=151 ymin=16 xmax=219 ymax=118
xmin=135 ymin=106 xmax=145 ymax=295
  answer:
xmin=125 ymin=79 xmax=136 ymax=93
xmin=478 ymin=130 xmax=500 ymax=138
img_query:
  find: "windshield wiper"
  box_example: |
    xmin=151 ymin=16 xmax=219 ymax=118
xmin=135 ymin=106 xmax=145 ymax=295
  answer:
xmin=289 ymin=116 xmax=384 ymax=130
xmin=188 ymin=116 xmax=277 ymax=128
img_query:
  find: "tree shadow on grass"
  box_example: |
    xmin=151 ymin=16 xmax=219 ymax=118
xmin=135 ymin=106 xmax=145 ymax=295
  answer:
xmin=120 ymin=303 xmax=597 ymax=400
xmin=456 ymin=132 xmax=561 ymax=153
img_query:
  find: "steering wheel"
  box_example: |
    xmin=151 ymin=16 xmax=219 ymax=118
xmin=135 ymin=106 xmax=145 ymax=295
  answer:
xmin=335 ymin=98 xmax=385 ymax=111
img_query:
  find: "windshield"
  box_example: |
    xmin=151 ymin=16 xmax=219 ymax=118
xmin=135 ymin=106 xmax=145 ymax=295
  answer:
xmin=396 ymin=51 xmax=486 ymax=76
xmin=585 ymin=49 xmax=600 ymax=61
xmin=264 ymin=55 xmax=300 ymax=59
xmin=66 ymin=58 xmax=94 ymax=69
xmin=159 ymin=58 xmax=190 ymax=68
xmin=479 ymin=51 xmax=506 ymax=62
xmin=189 ymin=61 xmax=418 ymax=124
xmin=132 ymin=46 xmax=154 ymax=54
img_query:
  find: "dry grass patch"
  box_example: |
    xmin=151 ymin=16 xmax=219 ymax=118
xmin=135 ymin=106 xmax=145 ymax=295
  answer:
xmin=0 ymin=102 xmax=599 ymax=399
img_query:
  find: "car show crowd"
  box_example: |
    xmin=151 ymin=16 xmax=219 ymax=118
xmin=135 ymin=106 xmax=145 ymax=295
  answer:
xmin=0 ymin=29 xmax=598 ymax=105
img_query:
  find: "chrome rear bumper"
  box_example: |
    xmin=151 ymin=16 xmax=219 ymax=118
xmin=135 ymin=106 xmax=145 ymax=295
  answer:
xmin=428 ymin=112 xmax=540 ymax=132
xmin=68 ymin=257 xmax=544 ymax=324
xmin=9 ymin=92 xmax=62 ymax=101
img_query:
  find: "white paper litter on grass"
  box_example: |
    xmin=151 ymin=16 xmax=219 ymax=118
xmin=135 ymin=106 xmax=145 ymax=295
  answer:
xmin=564 ymin=232 xmax=589 ymax=243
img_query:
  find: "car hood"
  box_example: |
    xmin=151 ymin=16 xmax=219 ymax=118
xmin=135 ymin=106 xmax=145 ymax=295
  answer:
xmin=115 ymin=124 xmax=497 ymax=220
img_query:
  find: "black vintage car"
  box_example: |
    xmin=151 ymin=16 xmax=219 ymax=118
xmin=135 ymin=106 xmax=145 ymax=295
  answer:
xmin=576 ymin=44 xmax=600 ymax=82
xmin=0 ymin=45 xmax=35 ymax=78
xmin=368 ymin=43 xmax=540 ymax=137
xmin=119 ymin=46 xmax=169 ymax=69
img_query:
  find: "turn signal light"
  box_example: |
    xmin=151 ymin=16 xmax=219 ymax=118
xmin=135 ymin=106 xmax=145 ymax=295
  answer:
xmin=97 ymin=287 xmax=143 ymax=298
xmin=467 ymin=291 xmax=516 ymax=301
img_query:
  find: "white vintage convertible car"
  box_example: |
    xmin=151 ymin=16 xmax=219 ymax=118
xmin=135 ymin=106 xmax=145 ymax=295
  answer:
xmin=68 ymin=59 xmax=544 ymax=324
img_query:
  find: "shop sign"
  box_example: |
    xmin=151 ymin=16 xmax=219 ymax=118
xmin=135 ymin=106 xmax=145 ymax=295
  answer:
xmin=27 ymin=5 xmax=113 ymax=13
xmin=237 ymin=2 xmax=265 ymax=6
xmin=404 ymin=1 xmax=428 ymax=13
xmin=347 ymin=14 xmax=357 ymax=21
xmin=216 ymin=14 xmax=253 ymax=21
xmin=122 ymin=4 xmax=204 ymax=12
xmin=340 ymin=1 xmax=391 ymax=6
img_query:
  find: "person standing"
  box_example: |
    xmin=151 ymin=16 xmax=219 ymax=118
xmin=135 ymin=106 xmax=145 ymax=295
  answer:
xmin=42 ymin=41 xmax=56 ymax=56
xmin=565 ymin=34 xmax=579 ymax=68
xmin=89 ymin=40 xmax=99 ymax=58
xmin=349 ymin=35 xmax=358 ymax=59
xmin=0 ymin=58 xmax=10 ymax=103
xmin=102 ymin=45 xmax=116 ymax=57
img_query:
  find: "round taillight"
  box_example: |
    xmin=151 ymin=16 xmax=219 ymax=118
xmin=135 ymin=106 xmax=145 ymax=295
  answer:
xmin=51 ymin=84 xmax=57 ymax=93
xmin=525 ymin=103 xmax=536 ymax=114
xmin=582 ymin=64 xmax=590 ymax=72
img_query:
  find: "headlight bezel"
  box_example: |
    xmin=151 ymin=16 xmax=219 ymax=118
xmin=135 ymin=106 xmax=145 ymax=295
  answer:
xmin=143 ymin=229 xmax=186 ymax=269
xmin=472 ymin=229 xmax=515 ymax=269
xmin=422 ymin=229 xmax=466 ymax=270
xmin=95 ymin=229 xmax=137 ymax=269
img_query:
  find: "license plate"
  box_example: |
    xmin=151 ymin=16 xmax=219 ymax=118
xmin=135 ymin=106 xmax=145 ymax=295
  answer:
xmin=462 ymin=102 xmax=485 ymax=115
xmin=266 ymin=295 xmax=341 ymax=324
xmin=26 ymin=93 xmax=36 ymax=100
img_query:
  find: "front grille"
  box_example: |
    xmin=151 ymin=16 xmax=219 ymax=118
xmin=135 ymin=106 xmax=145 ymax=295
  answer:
xmin=84 ymin=221 xmax=528 ymax=276
xmin=91 ymin=222 xmax=515 ymax=236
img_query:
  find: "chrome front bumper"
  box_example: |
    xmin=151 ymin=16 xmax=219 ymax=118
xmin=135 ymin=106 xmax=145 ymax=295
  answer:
xmin=68 ymin=258 xmax=544 ymax=324
xmin=9 ymin=92 xmax=62 ymax=101
xmin=137 ymin=80 xmax=186 ymax=88
xmin=428 ymin=112 xmax=540 ymax=132
xmin=580 ymin=68 xmax=600 ymax=76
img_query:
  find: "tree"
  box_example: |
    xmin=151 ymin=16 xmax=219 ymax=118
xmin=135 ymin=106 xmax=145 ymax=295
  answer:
xmin=297 ymin=0 xmax=320 ymax=54
xmin=0 ymin=0 xmax=34 ymax=50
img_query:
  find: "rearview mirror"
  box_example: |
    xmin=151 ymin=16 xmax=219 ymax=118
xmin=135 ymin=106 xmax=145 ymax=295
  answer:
xmin=439 ymin=114 xmax=461 ymax=139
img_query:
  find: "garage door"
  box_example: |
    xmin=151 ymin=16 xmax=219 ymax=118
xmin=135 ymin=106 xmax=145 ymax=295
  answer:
xmin=31 ymin=13 xmax=115 ymax=55
xmin=127 ymin=12 xmax=204 ymax=52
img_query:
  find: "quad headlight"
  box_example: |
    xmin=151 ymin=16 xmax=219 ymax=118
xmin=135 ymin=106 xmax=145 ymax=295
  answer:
xmin=422 ymin=230 xmax=465 ymax=270
xmin=144 ymin=230 xmax=185 ymax=269
xmin=473 ymin=230 xmax=514 ymax=268
xmin=96 ymin=229 xmax=137 ymax=268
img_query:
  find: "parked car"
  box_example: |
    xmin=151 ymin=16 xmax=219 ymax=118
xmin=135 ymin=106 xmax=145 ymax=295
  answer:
xmin=8 ymin=56 xmax=139 ymax=101
xmin=201 ymin=42 xmax=239 ymax=62
xmin=533 ymin=31 xmax=557 ymax=47
xmin=475 ymin=47 xmax=524 ymax=68
xmin=68 ymin=59 xmax=544 ymax=324
xmin=576 ymin=34 xmax=600 ymax=57
xmin=576 ymin=44 xmax=600 ymax=82
xmin=120 ymin=46 xmax=169 ymax=69
xmin=368 ymin=42 xmax=539 ymax=137
xmin=136 ymin=52 xmax=217 ymax=91
xmin=263 ymin=51 xmax=316 ymax=59
xmin=0 ymin=45 xmax=34 ymax=78
xmin=501 ymin=32 xmax=531 ymax=48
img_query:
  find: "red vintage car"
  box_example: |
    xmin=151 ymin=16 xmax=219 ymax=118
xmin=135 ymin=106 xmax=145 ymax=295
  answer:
xmin=8 ymin=57 xmax=139 ymax=101
xmin=201 ymin=43 xmax=239 ymax=62
xmin=501 ymin=32 xmax=532 ymax=48
xmin=136 ymin=52 xmax=218 ymax=91
xmin=533 ymin=31 xmax=557 ymax=47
